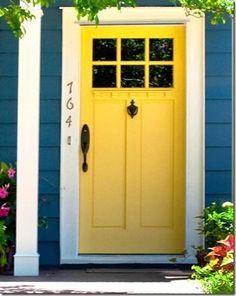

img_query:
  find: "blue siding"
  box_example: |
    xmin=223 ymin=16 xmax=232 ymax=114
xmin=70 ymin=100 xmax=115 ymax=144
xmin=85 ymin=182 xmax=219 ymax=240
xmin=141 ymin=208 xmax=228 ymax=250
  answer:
xmin=206 ymin=100 xmax=231 ymax=123
xmin=0 ymin=77 xmax=18 ymax=99
xmin=40 ymin=124 xmax=60 ymax=146
xmin=39 ymin=194 xmax=59 ymax=217
xmin=205 ymin=14 xmax=232 ymax=205
xmin=39 ymin=171 xmax=60 ymax=196
xmin=41 ymin=101 xmax=61 ymax=123
xmin=0 ymin=1 xmax=233 ymax=266
xmin=42 ymin=31 xmax=62 ymax=52
xmin=41 ymin=77 xmax=62 ymax=99
xmin=0 ymin=54 xmax=18 ymax=76
xmin=38 ymin=242 xmax=60 ymax=265
xmin=0 ymin=32 xmax=18 ymax=52
xmin=0 ymin=18 xmax=18 ymax=163
xmin=38 ymin=6 xmax=63 ymax=264
xmin=39 ymin=148 xmax=60 ymax=171
xmin=206 ymin=124 xmax=231 ymax=147
xmin=206 ymin=194 xmax=232 ymax=207
xmin=0 ymin=100 xmax=17 ymax=123
xmin=0 ymin=124 xmax=17 ymax=146
xmin=206 ymin=76 xmax=232 ymax=98
xmin=206 ymin=171 xmax=231 ymax=194
xmin=206 ymin=148 xmax=232 ymax=170
xmin=39 ymin=218 xmax=59 ymax=241
xmin=206 ymin=53 xmax=231 ymax=76
xmin=206 ymin=31 xmax=232 ymax=52
xmin=41 ymin=54 xmax=62 ymax=76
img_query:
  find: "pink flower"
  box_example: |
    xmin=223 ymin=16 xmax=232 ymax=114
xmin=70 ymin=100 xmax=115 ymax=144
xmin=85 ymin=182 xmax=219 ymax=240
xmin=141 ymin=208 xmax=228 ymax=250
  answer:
xmin=0 ymin=184 xmax=9 ymax=199
xmin=7 ymin=168 xmax=15 ymax=179
xmin=0 ymin=206 xmax=10 ymax=218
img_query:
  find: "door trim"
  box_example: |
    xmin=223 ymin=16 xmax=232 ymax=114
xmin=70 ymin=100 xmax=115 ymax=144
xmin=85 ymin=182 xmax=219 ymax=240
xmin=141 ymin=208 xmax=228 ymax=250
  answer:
xmin=60 ymin=7 xmax=205 ymax=264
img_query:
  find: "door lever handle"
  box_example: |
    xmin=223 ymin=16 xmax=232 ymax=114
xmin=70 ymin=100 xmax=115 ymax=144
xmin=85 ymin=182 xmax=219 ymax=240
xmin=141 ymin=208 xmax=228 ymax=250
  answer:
xmin=81 ymin=124 xmax=90 ymax=172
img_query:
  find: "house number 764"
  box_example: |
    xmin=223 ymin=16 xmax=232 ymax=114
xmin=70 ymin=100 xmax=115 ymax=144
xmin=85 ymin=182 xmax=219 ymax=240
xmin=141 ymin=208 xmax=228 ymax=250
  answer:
xmin=65 ymin=81 xmax=74 ymax=135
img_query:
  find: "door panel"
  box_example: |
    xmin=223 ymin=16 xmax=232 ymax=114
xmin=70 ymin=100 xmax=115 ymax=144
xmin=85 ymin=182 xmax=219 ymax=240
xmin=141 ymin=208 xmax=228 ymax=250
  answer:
xmin=93 ymin=100 xmax=126 ymax=227
xmin=141 ymin=100 xmax=174 ymax=227
xmin=79 ymin=26 xmax=186 ymax=254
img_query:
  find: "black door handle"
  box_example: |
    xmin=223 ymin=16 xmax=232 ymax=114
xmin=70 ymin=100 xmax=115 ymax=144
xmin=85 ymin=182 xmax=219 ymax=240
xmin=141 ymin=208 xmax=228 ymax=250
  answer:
xmin=81 ymin=124 xmax=90 ymax=172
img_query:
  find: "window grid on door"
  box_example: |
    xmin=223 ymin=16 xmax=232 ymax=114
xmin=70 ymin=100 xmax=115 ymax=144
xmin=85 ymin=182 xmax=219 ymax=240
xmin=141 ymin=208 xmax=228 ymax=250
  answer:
xmin=92 ymin=38 xmax=174 ymax=89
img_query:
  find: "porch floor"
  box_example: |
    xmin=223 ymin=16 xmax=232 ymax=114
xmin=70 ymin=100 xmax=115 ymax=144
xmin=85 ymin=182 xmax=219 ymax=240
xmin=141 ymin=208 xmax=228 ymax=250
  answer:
xmin=0 ymin=266 xmax=204 ymax=294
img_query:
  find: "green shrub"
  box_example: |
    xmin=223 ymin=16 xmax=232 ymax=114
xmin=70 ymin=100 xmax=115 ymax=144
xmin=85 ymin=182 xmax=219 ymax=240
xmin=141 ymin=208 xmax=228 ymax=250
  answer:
xmin=192 ymin=266 xmax=234 ymax=294
xmin=196 ymin=201 xmax=234 ymax=248
xmin=0 ymin=220 xmax=8 ymax=268
xmin=192 ymin=201 xmax=234 ymax=294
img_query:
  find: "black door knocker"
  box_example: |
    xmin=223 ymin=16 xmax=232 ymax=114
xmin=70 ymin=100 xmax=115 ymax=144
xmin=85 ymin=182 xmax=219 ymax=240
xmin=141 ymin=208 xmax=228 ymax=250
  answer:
xmin=127 ymin=100 xmax=138 ymax=118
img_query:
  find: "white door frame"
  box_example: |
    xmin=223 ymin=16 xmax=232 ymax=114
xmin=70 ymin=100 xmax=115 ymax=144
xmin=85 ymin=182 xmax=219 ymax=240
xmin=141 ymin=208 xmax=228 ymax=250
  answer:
xmin=60 ymin=7 xmax=205 ymax=264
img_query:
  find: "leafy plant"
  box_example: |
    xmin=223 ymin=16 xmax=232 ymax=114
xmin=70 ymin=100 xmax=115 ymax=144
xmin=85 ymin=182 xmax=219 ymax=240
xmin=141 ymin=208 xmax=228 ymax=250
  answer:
xmin=0 ymin=220 xmax=8 ymax=268
xmin=74 ymin=0 xmax=136 ymax=24
xmin=0 ymin=163 xmax=16 ymax=270
xmin=192 ymin=234 xmax=234 ymax=294
xmin=0 ymin=162 xmax=16 ymax=244
xmin=196 ymin=201 xmax=234 ymax=248
xmin=0 ymin=3 xmax=35 ymax=38
xmin=0 ymin=162 xmax=48 ymax=270
xmin=192 ymin=266 xmax=234 ymax=294
xmin=178 ymin=0 xmax=234 ymax=25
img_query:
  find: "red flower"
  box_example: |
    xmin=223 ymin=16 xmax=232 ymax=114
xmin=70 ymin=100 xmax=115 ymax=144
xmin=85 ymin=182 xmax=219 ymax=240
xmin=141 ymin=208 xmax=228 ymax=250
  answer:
xmin=7 ymin=167 xmax=15 ymax=179
xmin=0 ymin=184 xmax=9 ymax=199
xmin=0 ymin=205 xmax=10 ymax=218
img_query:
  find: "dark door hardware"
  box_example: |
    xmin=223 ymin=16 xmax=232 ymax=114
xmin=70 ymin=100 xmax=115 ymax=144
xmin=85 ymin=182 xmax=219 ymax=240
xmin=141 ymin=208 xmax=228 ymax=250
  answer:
xmin=81 ymin=124 xmax=90 ymax=172
xmin=127 ymin=100 xmax=138 ymax=118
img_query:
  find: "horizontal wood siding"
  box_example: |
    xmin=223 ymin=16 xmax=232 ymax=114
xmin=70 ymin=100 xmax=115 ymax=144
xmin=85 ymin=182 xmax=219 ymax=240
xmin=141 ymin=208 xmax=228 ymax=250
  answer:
xmin=0 ymin=20 xmax=17 ymax=164
xmin=38 ymin=6 xmax=62 ymax=265
xmin=205 ymin=15 xmax=232 ymax=206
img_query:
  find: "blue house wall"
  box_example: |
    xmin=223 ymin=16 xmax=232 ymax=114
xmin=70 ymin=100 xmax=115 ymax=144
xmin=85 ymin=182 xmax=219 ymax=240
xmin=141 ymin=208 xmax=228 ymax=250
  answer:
xmin=0 ymin=0 xmax=232 ymax=266
xmin=205 ymin=16 xmax=232 ymax=206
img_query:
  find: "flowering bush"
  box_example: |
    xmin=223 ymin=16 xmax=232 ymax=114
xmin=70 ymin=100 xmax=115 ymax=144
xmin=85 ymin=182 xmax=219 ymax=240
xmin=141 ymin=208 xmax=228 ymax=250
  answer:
xmin=191 ymin=201 xmax=234 ymax=268
xmin=192 ymin=234 xmax=234 ymax=294
xmin=192 ymin=201 xmax=234 ymax=294
xmin=0 ymin=162 xmax=16 ymax=268
xmin=196 ymin=201 xmax=234 ymax=248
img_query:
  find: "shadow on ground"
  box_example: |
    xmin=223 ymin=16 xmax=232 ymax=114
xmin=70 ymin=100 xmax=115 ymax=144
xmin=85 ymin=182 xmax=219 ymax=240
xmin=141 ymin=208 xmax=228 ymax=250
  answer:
xmin=0 ymin=266 xmax=204 ymax=294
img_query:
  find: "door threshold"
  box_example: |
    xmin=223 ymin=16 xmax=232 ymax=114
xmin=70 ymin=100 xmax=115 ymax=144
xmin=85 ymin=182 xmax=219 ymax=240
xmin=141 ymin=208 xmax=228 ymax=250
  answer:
xmin=61 ymin=254 xmax=197 ymax=265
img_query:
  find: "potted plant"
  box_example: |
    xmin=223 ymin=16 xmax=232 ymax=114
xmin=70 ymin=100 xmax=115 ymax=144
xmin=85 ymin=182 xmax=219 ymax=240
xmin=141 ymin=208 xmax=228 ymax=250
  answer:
xmin=194 ymin=201 xmax=234 ymax=266
xmin=192 ymin=234 xmax=234 ymax=294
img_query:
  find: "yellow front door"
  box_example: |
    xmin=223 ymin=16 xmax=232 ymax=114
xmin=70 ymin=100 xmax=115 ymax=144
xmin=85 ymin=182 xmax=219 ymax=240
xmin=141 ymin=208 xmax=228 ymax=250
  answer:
xmin=80 ymin=26 xmax=185 ymax=254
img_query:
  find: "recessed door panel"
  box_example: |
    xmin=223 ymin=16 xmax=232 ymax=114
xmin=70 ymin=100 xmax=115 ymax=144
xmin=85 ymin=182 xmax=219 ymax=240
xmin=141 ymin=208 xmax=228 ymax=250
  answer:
xmin=141 ymin=101 xmax=174 ymax=227
xmin=93 ymin=101 xmax=126 ymax=227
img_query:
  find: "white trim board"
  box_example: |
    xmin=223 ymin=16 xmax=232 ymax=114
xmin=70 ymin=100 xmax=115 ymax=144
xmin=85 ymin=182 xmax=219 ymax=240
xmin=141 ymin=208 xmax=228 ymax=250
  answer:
xmin=60 ymin=7 xmax=205 ymax=265
xmin=14 ymin=2 xmax=42 ymax=276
